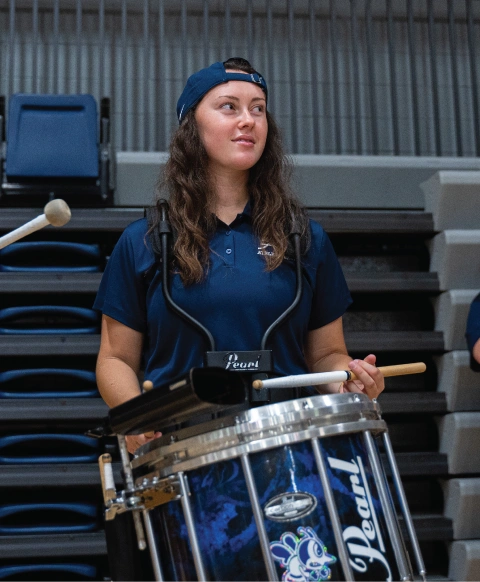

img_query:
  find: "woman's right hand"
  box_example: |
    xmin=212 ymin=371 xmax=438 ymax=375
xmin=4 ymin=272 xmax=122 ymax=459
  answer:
xmin=125 ymin=431 xmax=162 ymax=454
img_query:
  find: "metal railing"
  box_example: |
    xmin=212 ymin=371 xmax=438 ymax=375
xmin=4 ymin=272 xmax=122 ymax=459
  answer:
xmin=1 ymin=0 xmax=479 ymax=156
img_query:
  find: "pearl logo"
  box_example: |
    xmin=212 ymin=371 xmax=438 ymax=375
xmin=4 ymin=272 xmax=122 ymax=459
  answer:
xmin=327 ymin=455 xmax=392 ymax=581
xmin=224 ymin=352 xmax=261 ymax=370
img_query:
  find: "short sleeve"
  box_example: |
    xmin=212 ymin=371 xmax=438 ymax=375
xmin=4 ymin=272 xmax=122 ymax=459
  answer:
xmin=307 ymin=225 xmax=352 ymax=330
xmin=466 ymin=293 xmax=480 ymax=372
xmin=93 ymin=221 xmax=149 ymax=333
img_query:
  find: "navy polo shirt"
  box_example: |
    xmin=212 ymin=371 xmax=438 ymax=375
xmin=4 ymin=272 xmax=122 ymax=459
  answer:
xmin=466 ymin=292 xmax=480 ymax=372
xmin=93 ymin=204 xmax=352 ymax=390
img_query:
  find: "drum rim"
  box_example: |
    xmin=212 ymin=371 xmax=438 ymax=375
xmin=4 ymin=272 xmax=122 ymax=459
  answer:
xmin=133 ymin=418 xmax=387 ymax=484
xmin=132 ymin=394 xmax=382 ymax=474
xmin=132 ymin=393 xmax=378 ymax=469
xmin=134 ymin=392 xmax=377 ymax=462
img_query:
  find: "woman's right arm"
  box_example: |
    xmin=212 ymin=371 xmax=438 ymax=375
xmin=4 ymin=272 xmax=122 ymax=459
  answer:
xmin=96 ymin=314 xmax=143 ymax=407
xmin=96 ymin=314 xmax=161 ymax=453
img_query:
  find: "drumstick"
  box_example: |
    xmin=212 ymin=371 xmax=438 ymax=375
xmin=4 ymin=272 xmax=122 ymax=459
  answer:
xmin=0 ymin=199 xmax=71 ymax=250
xmin=142 ymin=380 xmax=155 ymax=437
xmin=252 ymin=362 xmax=426 ymax=390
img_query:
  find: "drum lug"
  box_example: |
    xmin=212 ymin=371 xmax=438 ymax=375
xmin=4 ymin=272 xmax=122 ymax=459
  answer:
xmin=372 ymin=397 xmax=383 ymax=418
xmin=99 ymin=446 xmax=184 ymax=517
xmin=102 ymin=476 xmax=184 ymax=520
xmin=137 ymin=475 xmax=183 ymax=510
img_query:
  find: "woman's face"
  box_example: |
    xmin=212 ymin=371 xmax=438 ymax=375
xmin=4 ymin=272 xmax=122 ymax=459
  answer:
xmin=194 ymin=74 xmax=268 ymax=175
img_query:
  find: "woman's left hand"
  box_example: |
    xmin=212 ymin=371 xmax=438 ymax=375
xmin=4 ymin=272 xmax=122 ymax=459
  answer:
xmin=339 ymin=354 xmax=384 ymax=399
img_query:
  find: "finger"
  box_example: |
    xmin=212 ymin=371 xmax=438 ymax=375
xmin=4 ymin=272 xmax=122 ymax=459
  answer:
xmin=144 ymin=431 xmax=155 ymax=438
xmin=125 ymin=435 xmax=140 ymax=454
xmin=350 ymin=359 xmax=383 ymax=384
xmin=358 ymin=358 xmax=382 ymax=378
xmin=363 ymin=353 xmax=376 ymax=366
xmin=154 ymin=431 xmax=162 ymax=438
xmin=349 ymin=360 xmax=384 ymax=398
xmin=348 ymin=360 xmax=378 ymax=392
xmin=343 ymin=380 xmax=365 ymax=394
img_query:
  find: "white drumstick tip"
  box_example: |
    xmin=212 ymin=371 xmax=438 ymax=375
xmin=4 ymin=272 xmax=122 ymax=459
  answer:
xmin=44 ymin=199 xmax=71 ymax=227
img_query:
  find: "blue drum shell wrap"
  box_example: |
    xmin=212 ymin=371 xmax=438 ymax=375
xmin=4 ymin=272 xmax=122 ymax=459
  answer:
xmin=149 ymin=434 xmax=398 ymax=581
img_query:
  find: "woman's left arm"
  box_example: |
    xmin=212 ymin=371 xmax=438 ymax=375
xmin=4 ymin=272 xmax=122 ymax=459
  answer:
xmin=304 ymin=316 xmax=385 ymax=400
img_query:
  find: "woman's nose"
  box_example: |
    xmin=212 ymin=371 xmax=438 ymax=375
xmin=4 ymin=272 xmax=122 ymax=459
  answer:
xmin=238 ymin=108 xmax=254 ymax=127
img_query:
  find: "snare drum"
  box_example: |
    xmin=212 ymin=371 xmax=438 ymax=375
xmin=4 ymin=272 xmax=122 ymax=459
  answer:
xmin=131 ymin=393 xmax=414 ymax=581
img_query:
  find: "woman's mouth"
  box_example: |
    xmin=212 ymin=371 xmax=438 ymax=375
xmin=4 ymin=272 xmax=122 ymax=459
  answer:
xmin=233 ymin=136 xmax=255 ymax=146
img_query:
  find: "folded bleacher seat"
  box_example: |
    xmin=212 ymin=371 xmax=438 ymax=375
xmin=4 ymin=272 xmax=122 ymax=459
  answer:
xmin=1 ymin=94 xmax=111 ymax=204
xmin=0 ymin=434 xmax=99 ymax=464
xmin=0 ymin=242 xmax=102 ymax=272
xmin=0 ymin=306 xmax=99 ymax=334
xmin=0 ymin=368 xmax=98 ymax=398
xmin=6 ymin=94 xmax=98 ymax=178
xmin=0 ymin=502 xmax=97 ymax=534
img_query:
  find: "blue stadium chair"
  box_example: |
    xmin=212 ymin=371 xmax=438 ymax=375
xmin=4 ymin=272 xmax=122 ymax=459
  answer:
xmin=0 ymin=368 xmax=98 ymax=398
xmin=0 ymin=564 xmax=97 ymax=581
xmin=0 ymin=306 xmax=99 ymax=334
xmin=0 ymin=94 xmax=111 ymax=205
xmin=0 ymin=434 xmax=99 ymax=464
xmin=0 ymin=503 xmax=97 ymax=534
xmin=0 ymin=242 xmax=102 ymax=272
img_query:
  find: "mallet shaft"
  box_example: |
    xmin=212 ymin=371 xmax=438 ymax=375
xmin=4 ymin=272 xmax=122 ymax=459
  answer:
xmin=0 ymin=214 xmax=49 ymax=249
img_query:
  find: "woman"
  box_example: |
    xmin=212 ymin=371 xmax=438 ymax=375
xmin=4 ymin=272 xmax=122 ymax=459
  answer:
xmin=94 ymin=58 xmax=384 ymax=454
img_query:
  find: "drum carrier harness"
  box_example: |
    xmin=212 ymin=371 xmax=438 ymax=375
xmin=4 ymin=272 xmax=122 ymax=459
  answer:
xmin=146 ymin=200 xmax=305 ymax=405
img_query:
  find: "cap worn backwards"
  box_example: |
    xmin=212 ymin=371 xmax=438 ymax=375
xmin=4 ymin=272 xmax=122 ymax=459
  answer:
xmin=176 ymin=60 xmax=268 ymax=123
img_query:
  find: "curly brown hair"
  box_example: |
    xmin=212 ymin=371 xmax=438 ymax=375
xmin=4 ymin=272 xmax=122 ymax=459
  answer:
xmin=151 ymin=57 xmax=310 ymax=285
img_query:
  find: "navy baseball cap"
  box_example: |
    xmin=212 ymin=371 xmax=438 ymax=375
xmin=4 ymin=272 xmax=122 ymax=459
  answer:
xmin=176 ymin=60 xmax=268 ymax=123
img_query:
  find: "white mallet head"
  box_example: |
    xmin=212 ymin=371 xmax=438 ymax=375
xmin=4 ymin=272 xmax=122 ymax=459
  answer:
xmin=44 ymin=199 xmax=72 ymax=227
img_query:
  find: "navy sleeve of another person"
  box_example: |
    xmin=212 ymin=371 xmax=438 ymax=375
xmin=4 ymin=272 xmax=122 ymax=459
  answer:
xmin=93 ymin=219 xmax=151 ymax=333
xmin=307 ymin=221 xmax=352 ymax=330
xmin=466 ymin=292 xmax=480 ymax=372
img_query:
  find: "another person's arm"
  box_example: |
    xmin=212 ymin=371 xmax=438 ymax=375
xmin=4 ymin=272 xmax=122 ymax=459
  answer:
xmin=96 ymin=314 xmax=161 ymax=453
xmin=304 ymin=316 xmax=384 ymax=400
xmin=466 ymin=293 xmax=480 ymax=370
xmin=473 ymin=339 xmax=480 ymax=365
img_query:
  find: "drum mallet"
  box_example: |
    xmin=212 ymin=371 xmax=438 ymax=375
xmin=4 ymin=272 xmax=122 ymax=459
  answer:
xmin=252 ymin=362 xmax=426 ymax=390
xmin=0 ymin=199 xmax=71 ymax=250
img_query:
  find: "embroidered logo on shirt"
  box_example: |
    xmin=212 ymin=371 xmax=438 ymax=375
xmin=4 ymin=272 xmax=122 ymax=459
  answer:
xmin=257 ymin=242 xmax=275 ymax=256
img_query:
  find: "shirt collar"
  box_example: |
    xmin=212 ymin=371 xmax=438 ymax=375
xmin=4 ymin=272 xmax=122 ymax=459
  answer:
xmin=240 ymin=199 xmax=252 ymax=219
xmin=214 ymin=199 xmax=252 ymax=229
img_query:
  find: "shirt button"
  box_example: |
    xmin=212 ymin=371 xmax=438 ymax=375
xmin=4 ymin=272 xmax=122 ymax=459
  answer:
xmin=225 ymin=230 xmax=231 ymax=236
xmin=225 ymin=248 xmax=232 ymax=255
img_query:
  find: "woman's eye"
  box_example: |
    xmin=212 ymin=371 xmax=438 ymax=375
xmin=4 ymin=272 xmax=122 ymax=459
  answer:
xmin=221 ymin=102 xmax=235 ymax=110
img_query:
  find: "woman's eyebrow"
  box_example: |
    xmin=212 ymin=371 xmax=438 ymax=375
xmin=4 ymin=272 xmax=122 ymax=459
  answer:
xmin=214 ymin=95 xmax=266 ymax=102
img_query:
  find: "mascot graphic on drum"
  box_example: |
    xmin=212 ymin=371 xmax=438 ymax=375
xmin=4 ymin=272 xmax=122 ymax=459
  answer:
xmin=270 ymin=526 xmax=337 ymax=581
